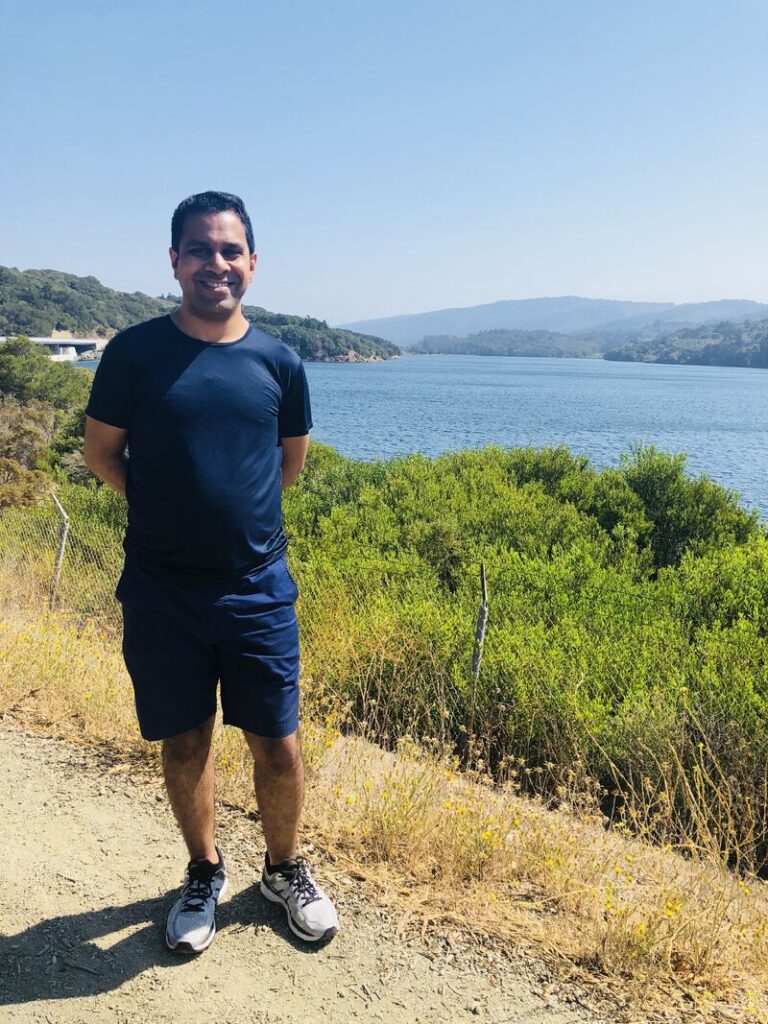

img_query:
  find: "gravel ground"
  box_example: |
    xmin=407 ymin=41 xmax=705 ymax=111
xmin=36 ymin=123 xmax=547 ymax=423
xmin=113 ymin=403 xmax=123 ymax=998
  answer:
xmin=0 ymin=721 xmax=623 ymax=1024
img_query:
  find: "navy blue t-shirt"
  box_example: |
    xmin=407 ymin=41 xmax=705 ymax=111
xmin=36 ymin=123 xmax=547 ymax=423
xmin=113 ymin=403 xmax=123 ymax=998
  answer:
xmin=86 ymin=315 xmax=312 ymax=584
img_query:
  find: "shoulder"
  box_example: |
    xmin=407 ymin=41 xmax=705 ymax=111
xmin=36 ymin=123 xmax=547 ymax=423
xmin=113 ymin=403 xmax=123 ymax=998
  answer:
xmin=247 ymin=327 xmax=304 ymax=374
xmin=102 ymin=315 xmax=171 ymax=362
xmin=107 ymin=315 xmax=171 ymax=351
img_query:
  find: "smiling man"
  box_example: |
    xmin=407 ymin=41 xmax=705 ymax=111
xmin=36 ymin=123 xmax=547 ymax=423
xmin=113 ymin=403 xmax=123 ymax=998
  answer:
xmin=84 ymin=191 xmax=339 ymax=952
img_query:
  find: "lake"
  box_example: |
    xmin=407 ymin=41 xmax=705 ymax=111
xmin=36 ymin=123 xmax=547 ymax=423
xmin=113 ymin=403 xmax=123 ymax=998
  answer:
xmin=80 ymin=353 xmax=768 ymax=519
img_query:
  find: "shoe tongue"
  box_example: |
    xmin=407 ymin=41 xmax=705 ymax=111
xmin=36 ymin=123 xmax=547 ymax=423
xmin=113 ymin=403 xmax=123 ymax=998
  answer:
xmin=270 ymin=857 xmax=299 ymax=876
xmin=188 ymin=857 xmax=218 ymax=880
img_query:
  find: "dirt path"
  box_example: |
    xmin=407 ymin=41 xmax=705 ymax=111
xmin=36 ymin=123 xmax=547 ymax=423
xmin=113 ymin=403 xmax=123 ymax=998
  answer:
xmin=0 ymin=723 xmax=611 ymax=1024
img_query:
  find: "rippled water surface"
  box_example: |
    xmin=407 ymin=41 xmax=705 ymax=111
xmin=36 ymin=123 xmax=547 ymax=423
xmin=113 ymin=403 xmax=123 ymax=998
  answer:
xmin=82 ymin=354 xmax=768 ymax=518
xmin=302 ymin=354 xmax=768 ymax=518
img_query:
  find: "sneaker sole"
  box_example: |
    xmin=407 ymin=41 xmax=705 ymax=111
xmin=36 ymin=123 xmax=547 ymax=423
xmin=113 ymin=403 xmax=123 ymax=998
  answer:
xmin=260 ymin=879 xmax=338 ymax=943
xmin=165 ymin=876 xmax=229 ymax=953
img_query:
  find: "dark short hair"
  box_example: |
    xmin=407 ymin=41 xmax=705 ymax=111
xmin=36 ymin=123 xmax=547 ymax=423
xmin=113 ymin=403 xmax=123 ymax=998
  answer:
xmin=171 ymin=191 xmax=255 ymax=254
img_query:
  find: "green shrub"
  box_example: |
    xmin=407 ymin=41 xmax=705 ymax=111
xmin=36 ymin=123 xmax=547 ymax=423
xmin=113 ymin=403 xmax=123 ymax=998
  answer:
xmin=7 ymin=441 xmax=768 ymax=865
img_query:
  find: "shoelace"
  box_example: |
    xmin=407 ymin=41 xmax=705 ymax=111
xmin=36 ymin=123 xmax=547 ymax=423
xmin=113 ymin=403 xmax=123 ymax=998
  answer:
xmin=180 ymin=867 xmax=216 ymax=914
xmin=285 ymin=859 xmax=322 ymax=907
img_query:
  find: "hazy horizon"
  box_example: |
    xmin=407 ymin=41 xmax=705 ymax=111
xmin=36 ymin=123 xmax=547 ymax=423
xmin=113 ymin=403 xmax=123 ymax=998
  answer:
xmin=336 ymin=293 xmax=768 ymax=329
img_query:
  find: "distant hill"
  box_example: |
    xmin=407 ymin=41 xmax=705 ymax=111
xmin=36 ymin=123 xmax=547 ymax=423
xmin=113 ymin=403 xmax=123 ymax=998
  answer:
xmin=407 ymin=319 xmax=768 ymax=369
xmin=341 ymin=296 xmax=768 ymax=346
xmin=578 ymin=300 xmax=768 ymax=339
xmin=0 ymin=266 xmax=400 ymax=362
xmin=0 ymin=266 xmax=175 ymax=337
xmin=604 ymin=318 xmax=768 ymax=368
xmin=410 ymin=328 xmax=603 ymax=358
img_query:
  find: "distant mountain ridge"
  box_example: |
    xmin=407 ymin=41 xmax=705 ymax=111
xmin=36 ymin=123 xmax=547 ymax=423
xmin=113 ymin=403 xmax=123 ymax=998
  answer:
xmin=0 ymin=266 xmax=399 ymax=362
xmin=341 ymin=296 xmax=768 ymax=345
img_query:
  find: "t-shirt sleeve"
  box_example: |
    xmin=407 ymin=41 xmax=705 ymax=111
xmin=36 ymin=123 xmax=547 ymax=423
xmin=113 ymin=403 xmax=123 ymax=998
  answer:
xmin=85 ymin=334 xmax=133 ymax=429
xmin=278 ymin=358 xmax=313 ymax=439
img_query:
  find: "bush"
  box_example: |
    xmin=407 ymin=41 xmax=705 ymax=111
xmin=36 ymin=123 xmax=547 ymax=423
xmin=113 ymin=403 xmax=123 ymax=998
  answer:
xmin=0 ymin=336 xmax=92 ymax=411
xmin=7 ymin=440 xmax=768 ymax=865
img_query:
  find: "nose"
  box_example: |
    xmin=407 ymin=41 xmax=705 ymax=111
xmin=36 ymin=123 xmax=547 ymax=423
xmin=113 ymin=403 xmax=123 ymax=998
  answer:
xmin=207 ymin=250 xmax=229 ymax=273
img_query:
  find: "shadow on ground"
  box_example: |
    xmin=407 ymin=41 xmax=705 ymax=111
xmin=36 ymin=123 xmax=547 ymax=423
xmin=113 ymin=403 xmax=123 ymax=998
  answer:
xmin=0 ymin=882 xmax=330 ymax=1009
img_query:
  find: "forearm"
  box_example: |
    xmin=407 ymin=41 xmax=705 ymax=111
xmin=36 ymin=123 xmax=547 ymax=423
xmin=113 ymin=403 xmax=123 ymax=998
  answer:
xmin=88 ymin=453 xmax=128 ymax=497
xmin=279 ymin=435 xmax=309 ymax=490
xmin=281 ymin=463 xmax=303 ymax=490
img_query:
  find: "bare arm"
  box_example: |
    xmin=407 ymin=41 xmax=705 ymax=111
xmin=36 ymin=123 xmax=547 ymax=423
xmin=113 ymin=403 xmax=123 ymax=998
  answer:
xmin=84 ymin=416 xmax=129 ymax=497
xmin=280 ymin=434 xmax=310 ymax=490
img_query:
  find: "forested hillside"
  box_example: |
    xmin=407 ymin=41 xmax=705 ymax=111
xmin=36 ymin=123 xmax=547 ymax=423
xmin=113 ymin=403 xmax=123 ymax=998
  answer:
xmin=604 ymin=318 xmax=768 ymax=368
xmin=410 ymin=328 xmax=603 ymax=357
xmin=241 ymin=308 xmax=399 ymax=361
xmin=0 ymin=266 xmax=399 ymax=362
xmin=0 ymin=267 xmax=174 ymax=337
xmin=407 ymin=318 xmax=768 ymax=368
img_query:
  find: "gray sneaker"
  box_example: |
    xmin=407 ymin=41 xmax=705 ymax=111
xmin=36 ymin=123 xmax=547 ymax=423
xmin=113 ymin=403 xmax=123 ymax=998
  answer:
xmin=165 ymin=847 xmax=228 ymax=952
xmin=260 ymin=855 xmax=339 ymax=942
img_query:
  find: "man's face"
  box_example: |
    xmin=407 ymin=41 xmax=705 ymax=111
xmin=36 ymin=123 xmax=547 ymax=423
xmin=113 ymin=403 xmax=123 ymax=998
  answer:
xmin=170 ymin=211 xmax=257 ymax=319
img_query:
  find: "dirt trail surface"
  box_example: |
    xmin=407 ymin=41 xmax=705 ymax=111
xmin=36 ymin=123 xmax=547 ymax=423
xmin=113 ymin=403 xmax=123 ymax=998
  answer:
xmin=0 ymin=723 xmax=611 ymax=1024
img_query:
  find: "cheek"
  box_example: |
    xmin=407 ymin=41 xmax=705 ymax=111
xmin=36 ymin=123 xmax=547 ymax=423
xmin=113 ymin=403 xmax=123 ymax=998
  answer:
xmin=175 ymin=260 xmax=198 ymax=280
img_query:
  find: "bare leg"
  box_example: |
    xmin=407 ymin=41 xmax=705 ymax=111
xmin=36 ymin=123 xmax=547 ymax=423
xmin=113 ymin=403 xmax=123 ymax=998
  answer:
xmin=243 ymin=729 xmax=304 ymax=864
xmin=162 ymin=715 xmax=218 ymax=863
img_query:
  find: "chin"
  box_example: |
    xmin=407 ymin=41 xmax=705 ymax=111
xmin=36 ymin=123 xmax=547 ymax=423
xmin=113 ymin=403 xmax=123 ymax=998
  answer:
xmin=190 ymin=300 xmax=237 ymax=320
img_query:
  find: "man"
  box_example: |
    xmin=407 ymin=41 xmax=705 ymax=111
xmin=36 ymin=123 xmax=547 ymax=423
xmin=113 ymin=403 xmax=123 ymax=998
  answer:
xmin=84 ymin=191 xmax=339 ymax=952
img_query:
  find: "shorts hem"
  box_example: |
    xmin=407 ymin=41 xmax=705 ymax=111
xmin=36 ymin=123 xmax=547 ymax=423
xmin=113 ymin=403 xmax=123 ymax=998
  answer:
xmin=222 ymin=712 xmax=300 ymax=739
xmin=137 ymin=709 xmax=217 ymax=742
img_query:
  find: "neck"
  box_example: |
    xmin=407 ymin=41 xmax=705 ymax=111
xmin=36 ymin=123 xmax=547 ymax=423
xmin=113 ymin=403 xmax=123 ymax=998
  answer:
xmin=171 ymin=303 xmax=249 ymax=344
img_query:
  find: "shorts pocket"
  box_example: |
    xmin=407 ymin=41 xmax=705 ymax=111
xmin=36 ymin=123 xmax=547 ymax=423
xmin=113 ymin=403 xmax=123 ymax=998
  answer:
xmin=115 ymin=563 xmax=179 ymax=610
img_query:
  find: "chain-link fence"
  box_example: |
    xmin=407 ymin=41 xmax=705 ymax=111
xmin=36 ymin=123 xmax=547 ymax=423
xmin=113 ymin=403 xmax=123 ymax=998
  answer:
xmin=0 ymin=493 xmax=123 ymax=626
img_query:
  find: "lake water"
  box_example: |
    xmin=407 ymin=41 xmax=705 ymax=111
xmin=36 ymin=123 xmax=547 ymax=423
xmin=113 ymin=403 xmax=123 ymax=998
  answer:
xmin=80 ymin=353 xmax=768 ymax=519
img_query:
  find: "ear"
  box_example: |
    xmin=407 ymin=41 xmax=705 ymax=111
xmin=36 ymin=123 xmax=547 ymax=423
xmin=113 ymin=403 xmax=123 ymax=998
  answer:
xmin=249 ymin=252 xmax=258 ymax=273
xmin=169 ymin=247 xmax=179 ymax=277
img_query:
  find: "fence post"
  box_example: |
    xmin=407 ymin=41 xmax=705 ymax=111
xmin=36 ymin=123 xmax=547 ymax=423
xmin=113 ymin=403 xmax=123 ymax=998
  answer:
xmin=50 ymin=494 xmax=69 ymax=611
xmin=468 ymin=562 xmax=489 ymax=750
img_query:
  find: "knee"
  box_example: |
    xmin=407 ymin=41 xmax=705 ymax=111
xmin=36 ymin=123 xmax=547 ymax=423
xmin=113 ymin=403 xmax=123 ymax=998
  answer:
xmin=249 ymin=734 xmax=302 ymax=777
xmin=162 ymin=720 xmax=213 ymax=766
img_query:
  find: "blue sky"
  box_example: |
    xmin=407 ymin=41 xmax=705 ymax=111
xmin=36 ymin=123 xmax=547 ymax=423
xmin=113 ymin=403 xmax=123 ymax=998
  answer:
xmin=2 ymin=1 xmax=766 ymax=323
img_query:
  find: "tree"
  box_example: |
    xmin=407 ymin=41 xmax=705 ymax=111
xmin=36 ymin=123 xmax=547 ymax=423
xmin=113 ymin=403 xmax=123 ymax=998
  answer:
xmin=0 ymin=398 xmax=57 ymax=468
xmin=0 ymin=456 xmax=49 ymax=508
xmin=0 ymin=337 xmax=92 ymax=411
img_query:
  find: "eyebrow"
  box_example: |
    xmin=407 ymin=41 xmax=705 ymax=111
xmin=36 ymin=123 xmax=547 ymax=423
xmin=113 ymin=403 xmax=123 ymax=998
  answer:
xmin=182 ymin=239 xmax=244 ymax=250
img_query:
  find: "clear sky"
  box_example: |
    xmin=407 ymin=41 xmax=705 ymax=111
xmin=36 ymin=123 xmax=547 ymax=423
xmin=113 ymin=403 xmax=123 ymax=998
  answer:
xmin=2 ymin=1 xmax=766 ymax=324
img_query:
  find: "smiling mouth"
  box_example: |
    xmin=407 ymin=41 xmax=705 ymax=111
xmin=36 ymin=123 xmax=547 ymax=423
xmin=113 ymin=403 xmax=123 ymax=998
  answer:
xmin=199 ymin=280 xmax=233 ymax=292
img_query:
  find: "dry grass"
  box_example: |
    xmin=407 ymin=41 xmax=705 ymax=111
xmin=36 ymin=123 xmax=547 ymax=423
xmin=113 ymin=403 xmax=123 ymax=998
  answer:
xmin=1 ymin=577 xmax=768 ymax=1022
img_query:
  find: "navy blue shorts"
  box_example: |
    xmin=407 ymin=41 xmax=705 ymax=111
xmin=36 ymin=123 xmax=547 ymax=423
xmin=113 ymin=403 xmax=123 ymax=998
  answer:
xmin=115 ymin=555 xmax=301 ymax=742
